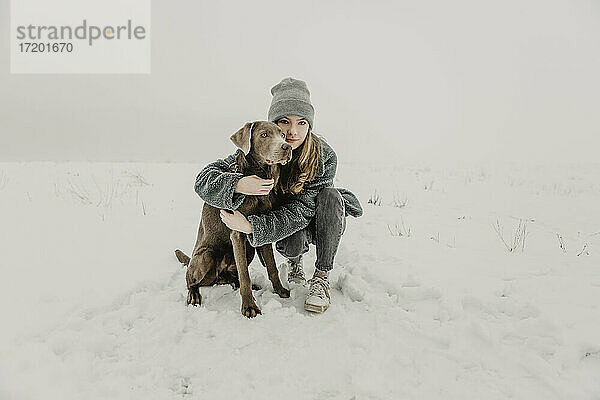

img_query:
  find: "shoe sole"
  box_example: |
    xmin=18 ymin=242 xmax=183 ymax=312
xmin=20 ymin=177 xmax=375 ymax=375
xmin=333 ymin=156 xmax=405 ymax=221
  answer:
xmin=304 ymin=303 xmax=328 ymax=313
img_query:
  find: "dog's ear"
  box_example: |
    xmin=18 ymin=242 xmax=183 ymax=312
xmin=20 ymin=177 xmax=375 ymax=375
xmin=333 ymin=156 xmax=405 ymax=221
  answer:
xmin=230 ymin=122 xmax=255 ymax=155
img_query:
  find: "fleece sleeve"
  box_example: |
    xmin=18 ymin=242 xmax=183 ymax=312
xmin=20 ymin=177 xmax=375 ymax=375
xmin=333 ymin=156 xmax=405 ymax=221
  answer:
xmin=245 ymin=149 xmax=337 ymax=248
xmin=194 ymin=150 xmax=247 ymax=210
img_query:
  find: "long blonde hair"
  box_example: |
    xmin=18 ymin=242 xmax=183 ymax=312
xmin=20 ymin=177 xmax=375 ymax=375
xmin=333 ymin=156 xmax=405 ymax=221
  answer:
xmin=278 ymin=129 xmax=322 ymax=195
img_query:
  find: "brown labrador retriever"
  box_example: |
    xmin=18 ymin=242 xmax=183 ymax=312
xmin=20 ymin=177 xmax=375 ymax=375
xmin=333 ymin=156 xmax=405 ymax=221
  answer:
xmin=175 ymin=121 xmax=292 ymax=318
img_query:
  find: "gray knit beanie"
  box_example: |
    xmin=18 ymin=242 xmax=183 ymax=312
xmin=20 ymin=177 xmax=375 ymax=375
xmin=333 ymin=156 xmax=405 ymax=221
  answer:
xmin=268 ymin=77 xmax=315 ymax=128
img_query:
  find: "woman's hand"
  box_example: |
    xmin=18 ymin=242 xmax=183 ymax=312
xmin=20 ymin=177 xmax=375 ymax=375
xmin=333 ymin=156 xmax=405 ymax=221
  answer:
xmin=220 ymin=209 xmax=253 ymax=234
xmin=235 ymin=175 xmax=274 ymax=195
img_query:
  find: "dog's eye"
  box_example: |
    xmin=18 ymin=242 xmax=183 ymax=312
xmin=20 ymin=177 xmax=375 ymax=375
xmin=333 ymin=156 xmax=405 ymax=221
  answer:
xmin=260 ymin=132 xmax=267 ymax=138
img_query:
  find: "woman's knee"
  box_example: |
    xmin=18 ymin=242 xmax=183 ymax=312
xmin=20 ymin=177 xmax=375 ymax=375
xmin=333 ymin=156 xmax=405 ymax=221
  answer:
xmin=317 ymin=187 xmax=344 ymax=205
xmin=275 ymin=229 xmax=309 ymax=258
xmin=316 ymin=187 xmax=343 ymax=210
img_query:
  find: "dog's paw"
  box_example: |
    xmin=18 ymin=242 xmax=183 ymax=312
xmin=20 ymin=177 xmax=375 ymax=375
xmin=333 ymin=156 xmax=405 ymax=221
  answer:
xmin=275 ymin=286 xmax=290 ymax=298
xmin=187 ymin=286 xmax=202 ymax=306
xmin=241 ymin=301 xmax=262 ymax=318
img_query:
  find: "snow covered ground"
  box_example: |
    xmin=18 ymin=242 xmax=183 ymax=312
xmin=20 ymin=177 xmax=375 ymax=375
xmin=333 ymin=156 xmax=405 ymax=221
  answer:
xmin=0 ymin=159 xmax=599 ymax=399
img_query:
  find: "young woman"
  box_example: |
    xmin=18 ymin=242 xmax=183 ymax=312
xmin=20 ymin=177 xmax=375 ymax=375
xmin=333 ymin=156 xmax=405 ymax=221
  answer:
xmin=194 ymin=77 xmax=363 ymax=313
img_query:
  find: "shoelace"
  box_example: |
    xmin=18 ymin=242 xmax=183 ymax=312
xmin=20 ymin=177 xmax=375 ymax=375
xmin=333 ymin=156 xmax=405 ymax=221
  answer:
xmin=288 ymin=260 xmax=305 ymax=278
xmin=307 ymin=276 xmax=330 ymax=299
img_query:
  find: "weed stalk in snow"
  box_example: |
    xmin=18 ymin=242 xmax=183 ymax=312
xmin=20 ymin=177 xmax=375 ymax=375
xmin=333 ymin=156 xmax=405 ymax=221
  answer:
xmin=556 ymin=233 xmax=567 ymax=253
xmin=388 ymin=217 xmax=411 ymax=237
xmin=391 ymin=192 xmax=408 ymax=208
xmin=368 ymin=189 xmax=382 ymax=206
xmin=492 ymin=218 xmax=528 ymax=253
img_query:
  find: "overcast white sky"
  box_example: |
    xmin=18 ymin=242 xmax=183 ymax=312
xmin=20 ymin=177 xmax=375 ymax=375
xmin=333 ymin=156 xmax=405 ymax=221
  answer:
xmin=1 ymin=0 xmax=599 ymax=164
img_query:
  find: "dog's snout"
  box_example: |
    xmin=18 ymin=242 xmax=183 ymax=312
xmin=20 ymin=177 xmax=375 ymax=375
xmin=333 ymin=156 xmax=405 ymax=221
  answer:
xmin=282 ymin=143 xmax=292 ymax=151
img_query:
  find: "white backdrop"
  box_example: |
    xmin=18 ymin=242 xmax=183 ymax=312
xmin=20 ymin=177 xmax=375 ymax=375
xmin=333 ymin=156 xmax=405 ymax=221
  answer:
xmin=1 ymin=0 xmax=598 ymax=164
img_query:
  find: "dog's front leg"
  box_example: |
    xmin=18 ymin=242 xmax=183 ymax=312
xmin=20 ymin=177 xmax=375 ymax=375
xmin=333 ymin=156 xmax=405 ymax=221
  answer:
xmin=231 ymin=231 xmax=261 ymax=318
xmin=257 ymin=244 xmax=290 ymax=298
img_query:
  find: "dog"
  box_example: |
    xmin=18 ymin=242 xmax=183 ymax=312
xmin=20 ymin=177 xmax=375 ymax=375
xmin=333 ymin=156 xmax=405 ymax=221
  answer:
xmin=175 ymin=121 xmax=293 ymax=318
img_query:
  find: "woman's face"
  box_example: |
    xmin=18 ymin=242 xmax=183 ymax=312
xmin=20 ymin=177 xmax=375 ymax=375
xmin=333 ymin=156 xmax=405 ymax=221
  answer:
xmin=277 ymin=115 xmax=309 ymax=150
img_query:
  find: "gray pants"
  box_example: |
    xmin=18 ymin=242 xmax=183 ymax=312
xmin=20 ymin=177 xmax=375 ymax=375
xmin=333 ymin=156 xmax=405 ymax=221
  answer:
xmin=275 ymin=187 xmax=346 ymax=272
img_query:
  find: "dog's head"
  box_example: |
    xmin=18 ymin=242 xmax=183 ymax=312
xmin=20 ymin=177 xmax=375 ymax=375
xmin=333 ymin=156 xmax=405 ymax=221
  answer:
xmin=230 ymin=121 xmax=292 ymax=165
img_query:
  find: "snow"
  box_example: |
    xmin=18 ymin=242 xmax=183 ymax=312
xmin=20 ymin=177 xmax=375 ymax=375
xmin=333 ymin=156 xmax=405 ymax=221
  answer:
xmin=0 ymin=160 xmax=599 ymax=399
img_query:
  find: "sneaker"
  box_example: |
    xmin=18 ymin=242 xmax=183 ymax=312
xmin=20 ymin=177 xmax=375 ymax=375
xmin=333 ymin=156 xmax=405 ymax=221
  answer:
xmin=304 ymin=275 xmax=331 ymax=313
xmin=284 ymin=256 xmax=306 ymax=285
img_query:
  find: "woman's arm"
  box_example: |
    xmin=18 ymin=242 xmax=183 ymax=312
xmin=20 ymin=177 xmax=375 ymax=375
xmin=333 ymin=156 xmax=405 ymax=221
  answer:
xmin=246 ymin=146 xmax=337 ymax=248
xmin=194 ymin=150 xmax=247 ymax=210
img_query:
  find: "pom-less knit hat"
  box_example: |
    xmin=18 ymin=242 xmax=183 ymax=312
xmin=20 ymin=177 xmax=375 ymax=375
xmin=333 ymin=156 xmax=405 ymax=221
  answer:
xmin=268 ymin=77 xmax=315 ymax=128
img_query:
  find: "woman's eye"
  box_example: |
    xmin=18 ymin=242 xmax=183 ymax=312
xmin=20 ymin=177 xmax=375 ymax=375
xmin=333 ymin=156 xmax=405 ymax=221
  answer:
xmin=260 ymin=132 xmax=267 ymax=138
xmin=281 ymin=133 xmax=285 ymax=138
xmin=279 ymin=120 xmax=289 ymax=124
xmin=299 ymin=121 xmax=306 ymax=125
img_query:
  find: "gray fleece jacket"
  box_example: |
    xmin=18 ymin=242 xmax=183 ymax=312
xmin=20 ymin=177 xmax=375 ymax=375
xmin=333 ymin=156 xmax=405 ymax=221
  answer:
xmin=194 ymin=138 xmax=363 ymax=248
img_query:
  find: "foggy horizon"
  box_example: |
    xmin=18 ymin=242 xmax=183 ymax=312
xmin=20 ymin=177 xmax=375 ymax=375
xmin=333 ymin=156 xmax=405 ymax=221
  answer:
xmin=1 ymin=0 xmax=599 ymax=165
